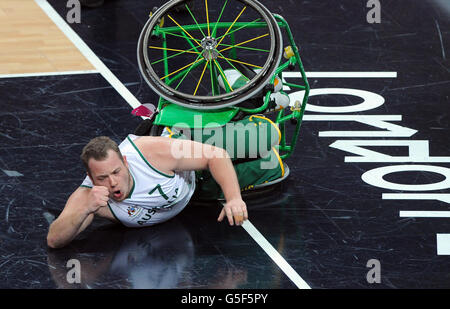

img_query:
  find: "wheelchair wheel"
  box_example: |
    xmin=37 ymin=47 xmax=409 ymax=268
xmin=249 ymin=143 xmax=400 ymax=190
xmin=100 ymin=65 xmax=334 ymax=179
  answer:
xmin=138 ymin=0 xmax=283 ymax=110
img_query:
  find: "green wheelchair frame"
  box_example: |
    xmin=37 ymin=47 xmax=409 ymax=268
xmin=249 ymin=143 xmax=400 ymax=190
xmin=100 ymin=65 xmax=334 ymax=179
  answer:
xmin=137 ymin=0 xmax=309 ymax=187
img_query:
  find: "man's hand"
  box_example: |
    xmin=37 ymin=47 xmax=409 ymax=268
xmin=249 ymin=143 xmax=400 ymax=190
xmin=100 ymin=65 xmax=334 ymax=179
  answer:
xmin=86 ymin=186 xmax=109 ymax=214
xmin=218 ymin=198 xmax=248 ymax=226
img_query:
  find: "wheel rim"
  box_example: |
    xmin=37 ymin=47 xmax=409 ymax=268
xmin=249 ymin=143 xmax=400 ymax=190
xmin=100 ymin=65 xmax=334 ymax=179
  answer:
xmin=138 ymin=0 xmax=283 ymax=110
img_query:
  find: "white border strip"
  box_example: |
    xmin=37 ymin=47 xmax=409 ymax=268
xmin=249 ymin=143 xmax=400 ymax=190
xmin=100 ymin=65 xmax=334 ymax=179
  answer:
xmin=0 ymin=70 xmax=98 ymax=79
xmin=35 ymin=0 xmax=141 ymax=109
xmin=283 ymin=72 xmax=398 ymax=78
xmin=308 ymin=72 xmax=397 ymax=78
xmin=437 ymin=234 xmax=450 ymax=255
xmin=242 ymin=220 xmax=311 ymax=289
xmin=400 ymin=211 xmax=450 ymax=218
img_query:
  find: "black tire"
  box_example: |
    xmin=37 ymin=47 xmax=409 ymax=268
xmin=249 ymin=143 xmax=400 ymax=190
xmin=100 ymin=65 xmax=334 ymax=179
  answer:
xmin=138 ymin=0 xmax=283 ymax=110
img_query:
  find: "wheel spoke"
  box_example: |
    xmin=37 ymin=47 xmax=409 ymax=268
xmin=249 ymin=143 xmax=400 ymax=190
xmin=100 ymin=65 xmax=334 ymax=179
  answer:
xmin=219 ymin=43 xmax=269 ymax=53
xmin=151 ymin=45 xmax=200 ymax=66
xmin=212 ymin=0 xmax=229 ymax=38
xmin=167 ymin=14 xmax=202 ymax=47
xmin=161 ymin=57 xmax=204 ymax=81
xmin=175 ymin=54 xmax=204 ymax=90
xmin=216 ymin=18 xmax=261 ymax=42
xmin=216 ymin=6 xmax=247 ymax=47
xmin=216 ymin=50 xmax=249 ymax=81
xmin=213 ymin=59 xmax=233 ymax=92
xmin=218 ymin=33 xmax=269 ymax=53
xmin=185 ymin=4 xmax=206 ymax=37
xmin=149 ymin=46 xmax=200 ymax=55
xmin=205 ymin=0 xmax=211 ymax=37
xmin=194 ymin=60 xmax=210 ymax=96
xmin=161 ymin=31 xmax=202 ymax=45
xmin=217 ymin=55 xmax=263 ymax=69
xmin=181 ymin=31 xmax=201 ymax=52
xmin=209 ymin=61 xmax=218 ymax=95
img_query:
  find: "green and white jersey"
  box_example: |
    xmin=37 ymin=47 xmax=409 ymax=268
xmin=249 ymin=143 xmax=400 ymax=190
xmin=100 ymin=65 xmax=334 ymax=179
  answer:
xmin=81 ymin=134 xmax=196 ymax=227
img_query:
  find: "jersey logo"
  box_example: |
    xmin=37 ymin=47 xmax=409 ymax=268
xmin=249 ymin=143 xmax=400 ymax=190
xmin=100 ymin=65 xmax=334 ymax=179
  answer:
xmin=127 ymin=205 xmax=143 ymax=218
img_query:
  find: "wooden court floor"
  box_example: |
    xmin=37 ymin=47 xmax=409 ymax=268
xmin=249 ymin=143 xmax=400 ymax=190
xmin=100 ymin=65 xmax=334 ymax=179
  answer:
xmin=0 ymin=0 xmax=92 ymax=75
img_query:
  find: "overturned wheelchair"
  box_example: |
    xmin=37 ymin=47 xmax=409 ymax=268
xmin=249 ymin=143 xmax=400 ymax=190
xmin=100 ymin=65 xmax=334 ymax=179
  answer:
xmin=134 ymin=0 xmax=309 ymax=202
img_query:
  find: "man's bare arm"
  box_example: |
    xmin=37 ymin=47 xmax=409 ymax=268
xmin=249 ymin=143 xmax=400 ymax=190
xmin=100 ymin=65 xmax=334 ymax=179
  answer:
xmin=47 ymin=186 xmax=109 ymax=248
xmin=135 ymin=137 xmax=248 ymax=225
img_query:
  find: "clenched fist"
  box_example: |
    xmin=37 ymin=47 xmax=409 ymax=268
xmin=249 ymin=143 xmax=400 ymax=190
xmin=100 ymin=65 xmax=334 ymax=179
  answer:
xmin=86 ymin=186 xmax=110 ymax=214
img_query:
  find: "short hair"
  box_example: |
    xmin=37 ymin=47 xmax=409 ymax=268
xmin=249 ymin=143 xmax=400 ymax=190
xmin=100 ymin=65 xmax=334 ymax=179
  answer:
xmin=80 ymin=136 xmax=124 ymax=174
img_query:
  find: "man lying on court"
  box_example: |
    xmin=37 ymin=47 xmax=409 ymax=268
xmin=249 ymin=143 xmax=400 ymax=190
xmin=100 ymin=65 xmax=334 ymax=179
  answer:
xmin=46 ymin=135 xmax=248 ymax=249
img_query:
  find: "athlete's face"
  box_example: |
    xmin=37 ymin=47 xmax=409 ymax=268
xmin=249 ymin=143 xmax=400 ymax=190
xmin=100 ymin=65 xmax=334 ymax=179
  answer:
xmin=88 ymin=150 xmax=133 ymax=202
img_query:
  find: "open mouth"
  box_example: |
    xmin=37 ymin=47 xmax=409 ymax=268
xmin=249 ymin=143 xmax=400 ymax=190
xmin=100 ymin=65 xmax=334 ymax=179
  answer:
xmin=113 ymin=190 xmax=122 ymax=199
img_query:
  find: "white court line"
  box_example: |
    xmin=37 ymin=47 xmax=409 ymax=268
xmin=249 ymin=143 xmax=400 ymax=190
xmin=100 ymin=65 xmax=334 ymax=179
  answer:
xmin=242 ymin=220 xmax=311 ymax=289
xmin=0 ymin=70 xmax=98 ymax=79
xmin=400 ymin=211 xmax=450 ymax=218
xmin=383 ymin=193 xmax=450 ymax=204
xmin=35 ymin=0 xmax=141 ymax=110
xmin=38 ymin=0 xmax=310 ymax=289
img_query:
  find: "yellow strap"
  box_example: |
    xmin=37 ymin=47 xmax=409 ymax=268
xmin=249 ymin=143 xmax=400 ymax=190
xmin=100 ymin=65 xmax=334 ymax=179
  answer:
xmin=272 ymin=147 xmax=285 ymax=177
xmin=165 ymin=127 xmax=174 ymax=138
xmin=240 ymin=147 xmax=285 ymax=192
xmin=249 ymin=115 xmax=282 ymax=144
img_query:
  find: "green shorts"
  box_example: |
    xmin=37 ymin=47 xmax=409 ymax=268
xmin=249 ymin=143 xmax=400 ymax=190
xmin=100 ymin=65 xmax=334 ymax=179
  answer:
xmin=167 ymin=115 xmax=286 ymax=200
xmin=195 ymin=148 xmax=286 ymax=200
